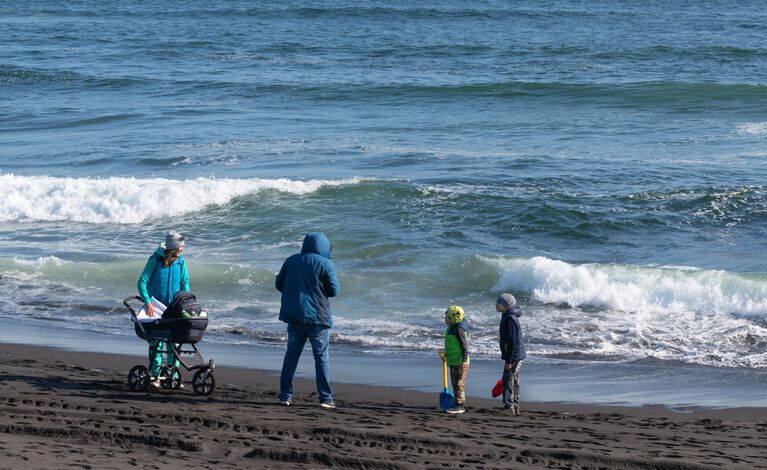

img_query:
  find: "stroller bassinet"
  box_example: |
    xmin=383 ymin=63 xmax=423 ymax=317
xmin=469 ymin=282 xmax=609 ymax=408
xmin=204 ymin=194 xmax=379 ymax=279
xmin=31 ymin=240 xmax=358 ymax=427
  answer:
xmin=134 ymin=316 xmax=208 ymax=344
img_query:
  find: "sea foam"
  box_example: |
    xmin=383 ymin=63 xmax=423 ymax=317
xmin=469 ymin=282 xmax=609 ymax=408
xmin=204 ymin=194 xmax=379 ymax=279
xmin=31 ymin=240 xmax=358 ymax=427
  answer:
xmin=484 ymin=256 xmax=767 ymax=367
xmin=487 ymin=256 xmax=767 ymax=318
xmin=12 ymin=256 xmax=69 ymax=267
xmin=737 ymin=122 xmax=767 ymax=136
xmin=0 ymin=174 xmax=363 ymax=224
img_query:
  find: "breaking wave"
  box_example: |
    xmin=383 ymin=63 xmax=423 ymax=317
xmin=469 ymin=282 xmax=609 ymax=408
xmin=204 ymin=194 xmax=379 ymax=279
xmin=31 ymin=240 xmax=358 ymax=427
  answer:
xmin=483 ymin=256 xmax=767 ymax=367
xmin=488 ymin=256 xmax=767 ymax=318
xmin=0 ymin=174 xmax=365 ymax=224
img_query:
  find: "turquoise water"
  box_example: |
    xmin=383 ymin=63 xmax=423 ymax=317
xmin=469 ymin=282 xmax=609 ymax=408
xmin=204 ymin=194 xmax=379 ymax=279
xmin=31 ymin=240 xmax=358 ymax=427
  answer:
xmin=2 ymin=1 xmax=767 ymax=370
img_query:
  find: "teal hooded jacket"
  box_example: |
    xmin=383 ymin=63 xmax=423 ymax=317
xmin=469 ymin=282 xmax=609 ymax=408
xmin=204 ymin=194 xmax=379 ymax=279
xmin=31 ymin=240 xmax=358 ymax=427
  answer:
xmin=137 ymin=246 xmax=190 ymax=306
xmin=276 ymin=233 xmax=340 ymax=326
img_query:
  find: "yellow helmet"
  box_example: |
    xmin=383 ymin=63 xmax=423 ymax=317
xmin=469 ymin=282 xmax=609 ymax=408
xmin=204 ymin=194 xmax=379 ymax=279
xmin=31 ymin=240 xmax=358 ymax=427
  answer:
xmin=445 ymin=305 xmax=465 ymax=324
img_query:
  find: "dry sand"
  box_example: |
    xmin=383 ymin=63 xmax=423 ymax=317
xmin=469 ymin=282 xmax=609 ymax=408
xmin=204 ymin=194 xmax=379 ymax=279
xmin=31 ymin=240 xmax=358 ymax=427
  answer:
xmin=1 ymin=343 xmax=766 ymax=469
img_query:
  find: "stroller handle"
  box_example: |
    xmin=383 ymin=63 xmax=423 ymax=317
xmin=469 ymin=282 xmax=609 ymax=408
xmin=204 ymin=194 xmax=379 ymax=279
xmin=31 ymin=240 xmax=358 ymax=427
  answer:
xmin=123 ymin=295 xmax=152 ymax=338
xmin=122 ymin=295 xmax=144 ymax=319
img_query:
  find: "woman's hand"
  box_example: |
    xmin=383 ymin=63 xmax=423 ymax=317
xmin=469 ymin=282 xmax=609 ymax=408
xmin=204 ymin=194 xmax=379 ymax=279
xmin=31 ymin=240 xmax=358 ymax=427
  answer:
xmin=145 ymin=303 xmax=155 ymax=317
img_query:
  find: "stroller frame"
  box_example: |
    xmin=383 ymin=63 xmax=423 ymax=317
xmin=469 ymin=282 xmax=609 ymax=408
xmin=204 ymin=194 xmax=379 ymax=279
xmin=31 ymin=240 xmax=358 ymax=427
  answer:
xmin=123 ymin=296 xmax=216 ymax=395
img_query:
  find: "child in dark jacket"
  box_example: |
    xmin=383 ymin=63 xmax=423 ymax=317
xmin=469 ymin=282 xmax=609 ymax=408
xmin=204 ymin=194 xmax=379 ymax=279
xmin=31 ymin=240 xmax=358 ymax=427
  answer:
xmin=444 ymin=305 xmax=470 ymax=414
xmin=496 ymin=293 xmax=526 ymax=415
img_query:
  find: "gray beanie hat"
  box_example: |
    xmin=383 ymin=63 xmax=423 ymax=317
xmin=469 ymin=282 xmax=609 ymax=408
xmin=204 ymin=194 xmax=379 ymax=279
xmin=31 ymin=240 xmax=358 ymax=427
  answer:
xmin=164 ymin=230 xmax=185 ymax=250
xmin=496 ymin=293 xmax=516 ymax=309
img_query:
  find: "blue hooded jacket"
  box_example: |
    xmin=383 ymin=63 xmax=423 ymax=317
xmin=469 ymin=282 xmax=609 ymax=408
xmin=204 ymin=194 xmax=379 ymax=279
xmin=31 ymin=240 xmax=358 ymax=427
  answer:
xmin=499 ymin=306 xmax=526 ymax=362
xmin=137 ymin=246 xmax=190 ymax=306
xmin=276 ymin=232 xmax=340 ymax=327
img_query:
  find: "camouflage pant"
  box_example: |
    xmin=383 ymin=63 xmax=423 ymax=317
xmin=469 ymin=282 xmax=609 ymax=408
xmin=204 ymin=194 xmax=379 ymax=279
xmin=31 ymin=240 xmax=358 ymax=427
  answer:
xmin=502 ymin=361 xmax=522 ymax=412
xmin=449 ymin=363 xmax=470 ymax=405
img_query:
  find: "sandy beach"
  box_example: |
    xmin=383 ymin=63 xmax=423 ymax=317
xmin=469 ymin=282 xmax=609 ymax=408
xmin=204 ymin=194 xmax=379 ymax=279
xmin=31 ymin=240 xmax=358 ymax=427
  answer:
xmin=1 ymin=343 xmax=766 ymax=469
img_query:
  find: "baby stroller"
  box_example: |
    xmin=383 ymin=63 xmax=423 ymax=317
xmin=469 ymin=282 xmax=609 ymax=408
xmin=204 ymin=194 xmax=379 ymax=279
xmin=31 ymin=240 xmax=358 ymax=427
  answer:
xmin=123 ymin=295 xmax=215 ymax=395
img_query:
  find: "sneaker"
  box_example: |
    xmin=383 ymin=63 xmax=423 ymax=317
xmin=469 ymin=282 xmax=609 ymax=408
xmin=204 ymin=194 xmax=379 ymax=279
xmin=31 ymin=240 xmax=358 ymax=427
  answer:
xmin=149 ymin=379 xmax=161 ymax=388
xmin=279 ymin=400 xmax=291 ymax=406
xmin=445 ymin=405 xmax=465 ymax=414
xmin=319 ymin=401 xmax=337 ymax=410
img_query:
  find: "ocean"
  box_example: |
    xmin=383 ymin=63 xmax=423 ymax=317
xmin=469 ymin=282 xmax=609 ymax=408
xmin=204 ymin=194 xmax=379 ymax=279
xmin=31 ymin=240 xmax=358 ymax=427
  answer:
xmin=2 ymin=0 xmax=767 ymax=383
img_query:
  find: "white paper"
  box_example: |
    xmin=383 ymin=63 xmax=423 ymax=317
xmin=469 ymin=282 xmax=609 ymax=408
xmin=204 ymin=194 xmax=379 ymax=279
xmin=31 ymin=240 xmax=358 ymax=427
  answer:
xmin=135 ymin=297 xmax=167 ymax=322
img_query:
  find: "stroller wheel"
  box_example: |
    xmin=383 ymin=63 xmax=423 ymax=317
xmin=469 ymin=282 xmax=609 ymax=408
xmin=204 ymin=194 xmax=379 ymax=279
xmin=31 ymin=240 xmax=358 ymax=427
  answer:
xmin=128 ymin=365 xmax=150 ymax=391
xmin=160 ymin=366 xmax=182 ymax=390
xmin=192 ymin=367 xmax=215 ymax=396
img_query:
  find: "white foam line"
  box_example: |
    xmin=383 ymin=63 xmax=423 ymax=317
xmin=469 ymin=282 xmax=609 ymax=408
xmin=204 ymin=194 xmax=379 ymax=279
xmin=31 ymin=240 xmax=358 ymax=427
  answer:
xmin=479 ymin=255 xmax=767 ymax=367
xmin=0 ymin=174 xmax=365 ymax=224
xmin=485 ymin=255 xmax=767 ymax=318
xmin=736 ymin=122 xmax=767 ymax=136
xmin=12 ymin=255 xmax=69 ymax=267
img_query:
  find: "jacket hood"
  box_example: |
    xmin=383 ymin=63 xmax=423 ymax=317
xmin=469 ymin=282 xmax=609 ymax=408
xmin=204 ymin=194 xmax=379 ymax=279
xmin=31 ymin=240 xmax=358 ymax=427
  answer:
xmin=505 ymin=306 xmax=522 ymax=318
xmin=451 ymin=319 xmax=469 ymax=331
xmin=301 ymin=232 xmax=332 ymax=259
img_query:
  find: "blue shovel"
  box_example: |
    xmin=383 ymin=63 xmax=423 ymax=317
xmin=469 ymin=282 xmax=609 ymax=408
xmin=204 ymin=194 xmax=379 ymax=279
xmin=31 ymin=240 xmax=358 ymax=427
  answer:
xmin=438 ymin=352 xmax=454 ymax=411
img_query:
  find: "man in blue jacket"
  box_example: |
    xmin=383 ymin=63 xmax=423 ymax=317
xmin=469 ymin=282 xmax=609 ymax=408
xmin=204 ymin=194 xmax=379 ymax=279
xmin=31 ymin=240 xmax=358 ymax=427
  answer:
xmin=276 ymin=232 xmax=340 ymax=409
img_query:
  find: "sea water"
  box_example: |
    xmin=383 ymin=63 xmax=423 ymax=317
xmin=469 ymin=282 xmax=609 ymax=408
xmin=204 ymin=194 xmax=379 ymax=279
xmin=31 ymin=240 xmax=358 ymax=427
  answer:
xmin=2 ymin=1 xmax=767 ymax=381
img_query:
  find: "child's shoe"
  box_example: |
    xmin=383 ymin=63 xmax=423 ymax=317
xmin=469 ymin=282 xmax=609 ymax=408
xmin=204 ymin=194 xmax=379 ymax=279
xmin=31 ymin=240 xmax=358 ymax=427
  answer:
xmin=445 ymin=404 xmax=465 ymax=414
xmin=149 ymin=378 xmax=161 ymax=388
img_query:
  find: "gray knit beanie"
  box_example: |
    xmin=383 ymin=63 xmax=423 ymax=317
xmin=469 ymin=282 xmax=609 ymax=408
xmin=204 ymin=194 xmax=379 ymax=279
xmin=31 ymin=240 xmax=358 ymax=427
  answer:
xmin=164 ymin=230 xmax=185 ymax=250
xmin=496 ymin=293 xmax=516 ymax=310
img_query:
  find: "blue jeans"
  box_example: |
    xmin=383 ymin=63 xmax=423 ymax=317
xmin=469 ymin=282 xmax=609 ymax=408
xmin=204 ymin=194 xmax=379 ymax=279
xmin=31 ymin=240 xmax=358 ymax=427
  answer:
xmin=280 ymin=323 xmax=332 ymax=403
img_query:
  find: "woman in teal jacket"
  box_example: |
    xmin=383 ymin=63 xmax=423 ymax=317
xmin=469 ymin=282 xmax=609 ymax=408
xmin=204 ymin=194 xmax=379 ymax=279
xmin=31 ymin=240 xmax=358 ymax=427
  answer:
xmin=137 ymin=230 xmax=190 ymax=386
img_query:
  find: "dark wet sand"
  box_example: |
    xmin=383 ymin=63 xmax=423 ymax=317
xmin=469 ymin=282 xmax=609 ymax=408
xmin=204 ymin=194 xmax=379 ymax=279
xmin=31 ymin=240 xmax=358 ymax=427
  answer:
xmin=1 ymin=343 xmax=766 ymax=469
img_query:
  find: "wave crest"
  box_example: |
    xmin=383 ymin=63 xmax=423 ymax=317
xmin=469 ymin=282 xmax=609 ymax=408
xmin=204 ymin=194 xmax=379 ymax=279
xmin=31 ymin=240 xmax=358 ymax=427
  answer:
xmin=487 ymin=256 xmax=767 ymax=318
xmin=0 ymin=174 xmax=364 ymax=224
xmin=481 ymin=256 xmax=767 ymax=367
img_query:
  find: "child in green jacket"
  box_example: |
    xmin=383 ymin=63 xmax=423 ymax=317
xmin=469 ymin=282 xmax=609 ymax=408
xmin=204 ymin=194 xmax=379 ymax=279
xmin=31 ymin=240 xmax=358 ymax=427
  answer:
xmin=444 ymin=305 xmax=470 ymax=414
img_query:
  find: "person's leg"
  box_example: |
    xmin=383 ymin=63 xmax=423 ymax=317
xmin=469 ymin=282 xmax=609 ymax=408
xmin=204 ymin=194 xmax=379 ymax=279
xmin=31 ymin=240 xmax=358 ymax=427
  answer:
xmin=162 ymin=342 xmax=182 ymax=388
xmin=149 ymin=339 xmax=163 ymax=377
xmin=449 ymin=366 xmax=460 ymax=404
xmin=172 ymin=343 xmax=181 ymax=369
xmin=280 ymin=323 xmax=306 ymax=402
xmin=446 ymin=364 xmax=468 ymax=413
xmin=502 ymin=364 xmax=512 ymax=408
xmin=454 ymin=363 xmax=469 ymax=406
xmin=307 ymin=325 xmax=332 ymax=403
xmin=511 ymin=360 xmax=522 ymax=414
